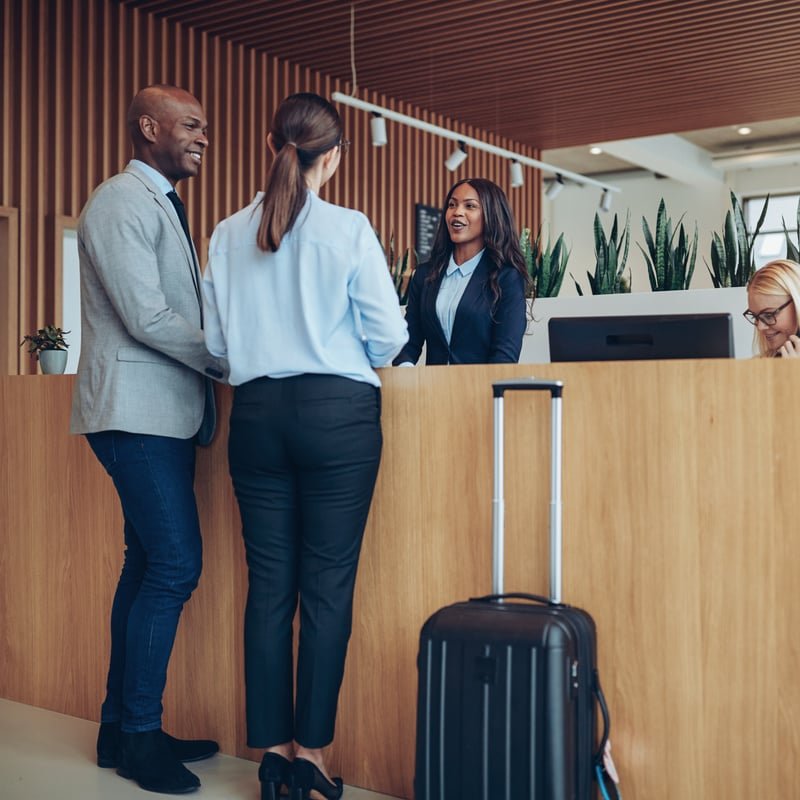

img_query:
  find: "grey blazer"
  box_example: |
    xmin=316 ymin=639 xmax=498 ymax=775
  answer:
xmin=70 ymin=164 xmax=228 ymax=439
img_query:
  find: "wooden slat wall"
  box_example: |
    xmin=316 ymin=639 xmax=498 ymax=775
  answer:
xmin=0 ymin=207 xmax=19 ymax=373
xmin=0 ymin=0 xmax=541 ymax=374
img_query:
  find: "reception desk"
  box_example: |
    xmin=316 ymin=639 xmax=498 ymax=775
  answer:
xmin=1 ymin=360 xmax=798 ymax=799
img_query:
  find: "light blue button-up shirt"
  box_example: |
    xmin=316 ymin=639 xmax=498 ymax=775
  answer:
xmin=435 ymin=249 xmax=485 ymax=344
xmin=202 ymin=191 xmax=408 ymax=387
xmin=129 ymin=159 xmax=172 ymax=196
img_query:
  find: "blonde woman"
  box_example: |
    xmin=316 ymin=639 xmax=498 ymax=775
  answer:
xmin=744 ymin=259 xmax=800 ymax=357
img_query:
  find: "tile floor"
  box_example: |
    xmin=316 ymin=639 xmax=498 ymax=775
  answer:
xmin=0 ymin=698 xmax=401 ymax=800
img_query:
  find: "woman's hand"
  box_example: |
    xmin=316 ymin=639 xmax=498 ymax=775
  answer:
xmin=778 ymin=334 xmax=800 ymax=358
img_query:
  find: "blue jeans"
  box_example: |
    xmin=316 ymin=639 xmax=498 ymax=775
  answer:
xmin=86 ymin=431 xmax=202 ymax=733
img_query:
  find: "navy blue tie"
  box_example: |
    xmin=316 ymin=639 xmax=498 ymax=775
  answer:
xmin=166 ymin=190 xmax=216 ymax=445
xmin=166 ymin=190 xmax=202 ymax=316
xmin=166 ymin=190 xmax=193 ymax=252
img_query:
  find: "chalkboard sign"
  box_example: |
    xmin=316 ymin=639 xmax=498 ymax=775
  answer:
xmin=415 ymin=203 xmax=441 ymax=263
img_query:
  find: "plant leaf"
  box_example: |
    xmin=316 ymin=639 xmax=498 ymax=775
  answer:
xmin=722 ymin=209 xmax=738 ymax=288
xmin=654 ymin=201 xmax=668 ymax=290
xmin=638 ymin=242 xmax=657 ymax=291
xmin=593 ymin=213 xmax=605 ymax=259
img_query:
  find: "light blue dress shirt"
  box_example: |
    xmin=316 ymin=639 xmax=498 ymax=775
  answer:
xmin=435 ymin=249 xmax=485 ymax=343
xmin=129 ymin=159 xmax=172 ymax=196
xmin=202 ymin=191 xmax=408 ymax=387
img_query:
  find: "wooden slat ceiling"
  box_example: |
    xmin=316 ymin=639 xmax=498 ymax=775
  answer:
xmin=118 ymin=0 xmax=800 ymax=151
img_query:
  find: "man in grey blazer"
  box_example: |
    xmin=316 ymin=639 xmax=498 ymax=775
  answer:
xmin=71 ymin=85 xmax=227 ymax=795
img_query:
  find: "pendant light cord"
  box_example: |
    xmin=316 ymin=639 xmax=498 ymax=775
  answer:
xmin=350 ymin=3 xmax=357 ymax=94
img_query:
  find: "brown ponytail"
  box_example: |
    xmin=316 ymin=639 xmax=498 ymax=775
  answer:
xmin=257 ymin=93 xmax=343 ymax=252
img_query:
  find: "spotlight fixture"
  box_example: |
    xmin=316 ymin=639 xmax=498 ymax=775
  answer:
xmin=599 ymin=189 xmax=613 ymax=212
xmin=544 ymin=174 xmax=565 ymax=199
xmin=370 ymin=113 xmax=387 ymax=146
xmin=590 ymin=146 xmax=603 ymax=155
xmin=737 ymin=126 xmax=752 ymax=136
xmin=330 ymin=92 xmax=622 ymax=195
xmin=445 ymin=141 xmax=468 ymax=172
xmin=509 ymin=159 xmax=524 ymax=188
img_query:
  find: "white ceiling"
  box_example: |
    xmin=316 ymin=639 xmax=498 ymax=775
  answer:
xmin=543 ymin=117 xmax=800 ymax=181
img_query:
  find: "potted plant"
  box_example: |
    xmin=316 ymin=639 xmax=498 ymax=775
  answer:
xmin=521 ymin=226 xmax=570 ymax=298
xmin=20 ymin=325 xmax=70 ymax=374
xmin=639 ymin=198 xmax=698 ymax=291
xmin=782 ymin=198 xmax=800 ymax=260
xmin=376 ymin=230 xmax=415 ymax=306
xmin=571 ymin=211 xmax=631 ymax=295
xmin=706 ymin=191 xmax=768 ymax=287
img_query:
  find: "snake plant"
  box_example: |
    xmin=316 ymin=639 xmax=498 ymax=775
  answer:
xmin=375 ymin=230 xmax=415 ymax=305
xmin=782 ymin=198 xmax=800 ymax=261
xmin=706 ymin=191 xmax=768 ymax=287
xmin=639 ymin=199 xmax=698 ymax=291
xmin=572 ymin=211 xmax=631 ymax=295
xmin=520 ymin=226 xmax=570 ymax=298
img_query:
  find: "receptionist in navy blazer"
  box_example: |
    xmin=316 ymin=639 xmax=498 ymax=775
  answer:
xmin=394 ymin=177 xmax=530 ymax=366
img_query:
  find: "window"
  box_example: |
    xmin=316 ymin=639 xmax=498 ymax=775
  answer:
xmin=744 ymin=193 xmax=800 ymax=269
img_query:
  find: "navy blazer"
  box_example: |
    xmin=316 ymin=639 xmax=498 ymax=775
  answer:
xmin=393 ymin=254 xmax=527 ymax=365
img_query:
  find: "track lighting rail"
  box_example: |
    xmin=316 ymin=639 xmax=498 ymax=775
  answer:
xmin=331 ymin=91 xmax=620 ymax=195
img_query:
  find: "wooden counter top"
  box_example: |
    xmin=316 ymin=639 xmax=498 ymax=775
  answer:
xmin=1 ymin=360 xmax=797 ymax=799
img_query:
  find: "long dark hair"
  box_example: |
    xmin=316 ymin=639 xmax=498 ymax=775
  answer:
xmin=257 ymin=92 xmax=343 ymax=252
xmin=426 ymin=178 xmax=530 ymax=308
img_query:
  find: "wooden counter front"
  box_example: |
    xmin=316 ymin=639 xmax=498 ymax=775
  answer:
xmin=1 ymin=360 xmax=798 ymax=799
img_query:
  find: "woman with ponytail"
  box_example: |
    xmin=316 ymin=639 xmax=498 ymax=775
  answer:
xmin=394 ymin=177 xmax=529 ymax=365
xmin=202 ymin=93 xmax=407 ymax=800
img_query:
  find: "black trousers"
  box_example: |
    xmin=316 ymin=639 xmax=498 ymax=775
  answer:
xmin=228 ymin=373 xmax=383 ymax=749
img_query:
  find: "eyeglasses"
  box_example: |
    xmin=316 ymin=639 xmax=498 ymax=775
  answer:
xmin=743 ymin=298 xmax=793 ymax=326
xmin=338 ymin=138 xmax=350 ymax=155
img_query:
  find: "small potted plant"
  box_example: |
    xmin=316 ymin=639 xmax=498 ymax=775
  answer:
xmin=639 ymin=198 xmax=698 ymax=291
xmin=20 ymin=325 xmax=70 ymax=374
xmin=706 ymin=191 xmax=768 ymax=287
xmin=520 ymin=225 xmax=570 ymax=298
xmin=571 ymin=211 xmax=631 ymax=295
xmin=375 ymin=230 xmax=415 ymax=306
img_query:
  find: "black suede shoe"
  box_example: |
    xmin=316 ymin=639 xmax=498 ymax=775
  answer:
xmin=117 ymin=729 xmax=200 ymax=794
xmin=259 ymin=752 xmax=292 ymax=800
xmin=97 ymin=722 xmax=219 ymax=768
xmin=96 ymin=721 xmax=121 ymax=768
xmin=290 ymin=758 xmax=343 ymax=800
xmin=162 ymin=730 xmax=220 ymax=763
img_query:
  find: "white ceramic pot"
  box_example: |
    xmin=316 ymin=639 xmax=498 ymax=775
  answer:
xmin=38 ymin=349 xmax=68 ymax=374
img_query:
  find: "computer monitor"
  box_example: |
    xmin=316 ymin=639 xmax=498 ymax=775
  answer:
xmin=548 ymin=312 xmax=734 ymax=362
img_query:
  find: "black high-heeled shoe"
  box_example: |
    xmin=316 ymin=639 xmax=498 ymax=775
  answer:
xmin=290 ymin=757 xmax=343 ymax=800
xmin=259 ymin=752 xmax=292 ymax=800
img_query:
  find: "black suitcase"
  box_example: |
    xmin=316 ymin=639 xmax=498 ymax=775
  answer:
xmin=414 ymin=379 xmax=612 ymax=800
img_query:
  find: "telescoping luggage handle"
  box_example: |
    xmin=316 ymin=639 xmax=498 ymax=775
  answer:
xmin=492 ymin=379 xmax=564 ymax=603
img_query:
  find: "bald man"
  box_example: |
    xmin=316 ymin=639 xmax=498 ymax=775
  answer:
xmin=71 ymin=85 xmax=227 ymax=795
